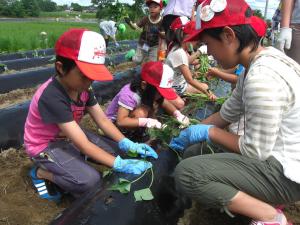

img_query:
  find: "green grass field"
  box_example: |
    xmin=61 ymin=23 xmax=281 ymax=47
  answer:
xmin=0 ymin=21 xmax=139 ymax=53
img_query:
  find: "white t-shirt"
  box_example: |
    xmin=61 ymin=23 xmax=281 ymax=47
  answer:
xmin=163 ymin=0 xmax=196 ymax=17
xmin=220 ymin=47 xmax=300 ymax=184
xmin=165 ymin=47 xmax=189 ymax=94
xmin=99 ymin=20 xmax=117 ymax=37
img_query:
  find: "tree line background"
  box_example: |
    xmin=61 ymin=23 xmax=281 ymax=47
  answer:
xmin=0 ymin=0 xmax=145 ymax=21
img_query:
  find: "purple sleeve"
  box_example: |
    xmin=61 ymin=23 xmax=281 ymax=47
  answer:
xmin=118 ymin=86 xmax=139 ymax=110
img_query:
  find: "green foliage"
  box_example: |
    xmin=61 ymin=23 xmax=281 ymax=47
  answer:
xmin=182 ymin=93 xmax=228 ymax=116
xmin=108 ymin=178 xmax=131 ymax=194
xmin=134 ymin=188 xmax=154 ymax=201
xmin=109 ymin=167 xmax=154 ymax=202
xmin=71 ymin=2 xmax=83 ymax=12
xmin=21 ymin=0 xmax=40 ymax=17
xmin=37 ymin=0 xmax=57 ymax=12
xmin=196 ymin=54 xmax=210 ymax=83
xmin=253 ymin=9 xmax=263 ymax=19
xmin=147 ymin=116 xmax=199 ymax=147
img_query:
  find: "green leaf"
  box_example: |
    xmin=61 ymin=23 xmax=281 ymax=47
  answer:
xmin=102 ymin=170 xmax=112 ymax=178
xmin=108 ymin=178 xmax=131 ymax=194
xmin=127 ymin=149 xmax=139 ymax=157
xmin=134 ymin=188 xmax=154 ymax=202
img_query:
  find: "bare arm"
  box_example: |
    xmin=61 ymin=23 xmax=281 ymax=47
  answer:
xmin=87 ymin=104 xmax=125 ymax=142
xmin=58 ymin=121 xmax=115 ymax=167
xmin=206 ymin=67 xmax=238 ymax=84
xmin=209 ymin=126 xmax=241 ymax=153
xmin=180 ymin=64 xmax=210 ymax=95
xmin=201 ymin=112 xmax=240 ymax=153
xmin=281 ymin=0 xmax=295 ymax=27
xmin=115 ymin=106 xmax=140 ymax=128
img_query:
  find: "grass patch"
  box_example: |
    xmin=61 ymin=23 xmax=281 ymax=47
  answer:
xmin=0 ymin=21 xmax=140 ymax=53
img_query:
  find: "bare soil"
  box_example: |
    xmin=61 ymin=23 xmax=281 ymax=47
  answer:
xmin=0 ymin=62 xmax=137 ymax=109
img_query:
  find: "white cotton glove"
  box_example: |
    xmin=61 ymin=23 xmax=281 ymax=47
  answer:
xmin=138 ymin=118 xmax=162 ymax=129
xmin=173 ymin=110 xmax=190 ymax=127
xmin=276 ymin=27 xmax=292 ymax=51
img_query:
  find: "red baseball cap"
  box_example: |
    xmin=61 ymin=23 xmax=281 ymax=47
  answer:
xmin=141 ymin=61 xmax=177 ymax=100
xmin=250 ymin=16 xmax=267 ymax=37
xmin=55 ymin=28 xmax=113 ymax=81
xmin=146 ymin=0 xmax=163 ymax=8
xmin=185 ymin=0 xmax=254 ymax=42
xmin=170 ymin=16 xmax=190 ymax=31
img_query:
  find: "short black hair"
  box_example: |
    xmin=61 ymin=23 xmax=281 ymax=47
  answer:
xmin=202 ymin=22 xmax=262 ymax=53
xmin=130 ymin=76 xmax=162 ymax=108
xmin=55 ymin=55 xmax=76 ymax=77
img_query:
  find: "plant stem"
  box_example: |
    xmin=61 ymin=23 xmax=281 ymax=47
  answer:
xmin=148 ymin=167 xmax=154 ymax=188
xmin=131 ymin=168 xmax=149 ymax=184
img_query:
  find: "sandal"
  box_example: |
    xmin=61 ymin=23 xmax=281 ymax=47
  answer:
xmin=28 ymin=166 xmax=61 ymax=203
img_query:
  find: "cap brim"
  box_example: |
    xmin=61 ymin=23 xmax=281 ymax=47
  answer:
xmin=184 ymin=28 xmax=204 ymax=43
xmin=76 ymin=61 xmax=113 ymax=81
xmin=157 ymin=87 xmax=178 ymax=100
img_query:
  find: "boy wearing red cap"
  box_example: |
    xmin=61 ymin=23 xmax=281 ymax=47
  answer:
xmin=170 ymin=0 xmax=300 ymax=224
xmin=24 ymin=29 xmax=156 ymax=201
xmin=125 ymin=0 xmax=164 ymax=63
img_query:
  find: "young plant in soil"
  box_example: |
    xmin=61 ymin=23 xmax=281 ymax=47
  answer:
xmin=108 ymin=167 xmax=154 ymax=201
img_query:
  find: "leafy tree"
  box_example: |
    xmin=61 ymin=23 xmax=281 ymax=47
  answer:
xmin=0 ymin=0 xmax=26 ymax=17
xmin=57 ymin=4 xmax=68 ymax=11
xmin=37 ymin=0 xmax=57 ymax=12
xmin=253 ymin=9 xmax=263 ymax=19
xmin=71 ymin=3 xmax=83 ymax=12
xmin=21 ymin=0 xmax=40 ymax=17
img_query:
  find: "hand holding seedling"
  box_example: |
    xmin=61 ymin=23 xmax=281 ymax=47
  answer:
xmin=112 ymin=156 xmax=152 ymax=174
xmin=169 ymin=124 xmax=214 ymax=151
xmin=118 ymin=138 xmax=158 ymax=159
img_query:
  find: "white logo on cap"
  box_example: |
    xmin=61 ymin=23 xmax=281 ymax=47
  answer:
xmin=77 ymin=31 xmax=106 ymax=64
xmin=160 ymin=64 xmax=174 ymax=88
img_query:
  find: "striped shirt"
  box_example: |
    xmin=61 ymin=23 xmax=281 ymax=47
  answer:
xmin=220 ymin=47 xmax=300 ymax=184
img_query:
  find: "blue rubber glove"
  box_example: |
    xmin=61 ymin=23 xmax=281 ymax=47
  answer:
xmin=113 ymin=156 xmax=152 ymax=175
xmin=169 ymin=124 xmax=214 ymax=151
xmin=118 ymin=138 xmax=158 ymax=159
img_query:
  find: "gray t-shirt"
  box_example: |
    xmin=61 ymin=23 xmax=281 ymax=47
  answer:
xmin=291 ymin=0 xmax=300 ymax=24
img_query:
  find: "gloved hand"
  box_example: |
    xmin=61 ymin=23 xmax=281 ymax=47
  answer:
xmin=113 ymin=156 xmax=152 ymax=175
xmin=169 ymin=124 xmax=214 ymax=151
xmin=118 ymin=138 xmax=158 ymax=159
xmin=125 ymin=49 xmax=136 ymax=61
xmin=115 ymin=42 xmax=120 ymax=47
xmin=173 ymin=110 xmax=190 ymax=127
xmin=138 ymin=118 xmax=162 ymax=129
xmin=276 ymin=27 xmax=292 ymax=51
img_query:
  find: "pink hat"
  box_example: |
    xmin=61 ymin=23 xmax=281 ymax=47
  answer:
xmin=186 ymin=0 xmax=254 ymax=42
xmin=55 ymin=28 xmax=113 ymax=81
xmin=146 ymin=0 xmax=163 ymax=8
xmin=141 ymin=61 xmax=177 ymax=100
